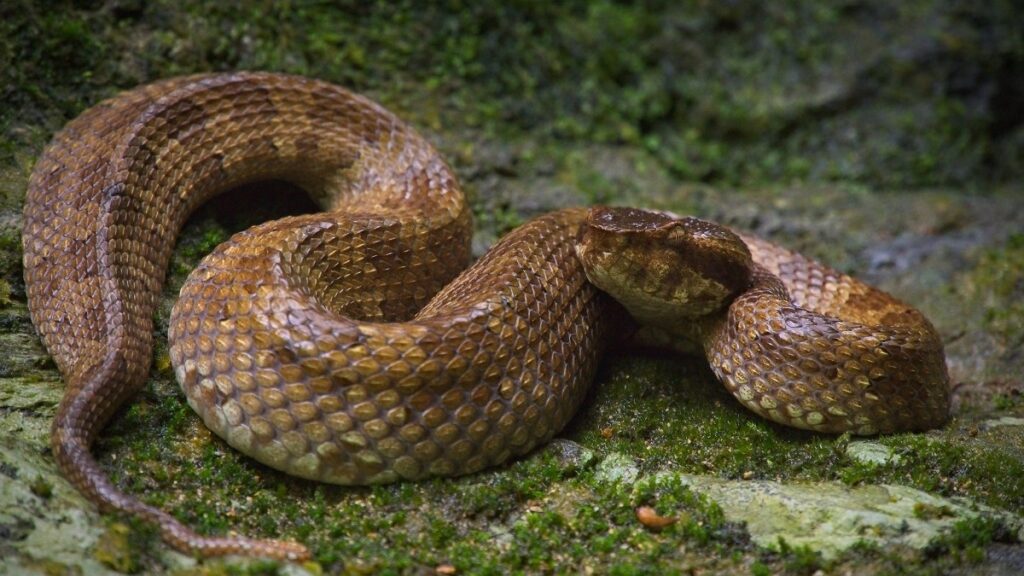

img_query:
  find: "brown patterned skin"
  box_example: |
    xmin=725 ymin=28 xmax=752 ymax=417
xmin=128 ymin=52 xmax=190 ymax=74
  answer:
xmin=577 ymin=207 xmax=950 ymax=435
xmin=23 ymin=72 xmax=621 ymax=561
xmin=171 ymin=208 xmax=616 ymax=488
xmin=22 ymin=73 xmax=948 ymax=561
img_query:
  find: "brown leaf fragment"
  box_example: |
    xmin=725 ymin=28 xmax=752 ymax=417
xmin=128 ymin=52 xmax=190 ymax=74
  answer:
xmin=636 ymin=505 xmax=678 ymax=531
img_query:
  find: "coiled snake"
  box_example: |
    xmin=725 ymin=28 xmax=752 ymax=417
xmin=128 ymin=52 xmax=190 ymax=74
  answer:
xmin=22 ymin=72 xmax=950 ymax=561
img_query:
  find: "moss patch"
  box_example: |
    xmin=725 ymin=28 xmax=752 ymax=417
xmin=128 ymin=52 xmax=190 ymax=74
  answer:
xmin=570 ymin=355 xmax=1024 ymax=512
xmin=2 ymin=1 xmax=1022 ymax=190
xmin=86 ymin=345 xmax=1022 ymax=573
xmin=970 ymin=233 xmax=1024 ymax=347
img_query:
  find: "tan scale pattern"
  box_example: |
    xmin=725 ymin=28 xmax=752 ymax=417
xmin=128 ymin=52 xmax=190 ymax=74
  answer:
xmin=575 ymin=208 xmax=948 ymax=438
xmin=170 ymin=209 xmax=614 ymax=486
xmin=23 ymin=72 xmax=948 ymax=561
xmin=23 ymin=72 xmax=618 ymax=561
xmin=706 ymin=235 xmax=950 ymax=434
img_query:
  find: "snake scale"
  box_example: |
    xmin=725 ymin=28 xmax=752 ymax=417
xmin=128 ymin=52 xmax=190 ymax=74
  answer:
xmin=22 ymin=72 xmax=950 ymax=561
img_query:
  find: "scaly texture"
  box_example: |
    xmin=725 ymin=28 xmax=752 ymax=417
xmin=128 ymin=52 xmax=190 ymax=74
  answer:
xmin=22 ymin=72 xmax=949 ymax=561
xmin=169 ymin=208 xmax=614 ymax=486
xmin=707 ymin=234 xmax=950 ymax=434
xmin=576 ymin=208 xmax=949 ymax=436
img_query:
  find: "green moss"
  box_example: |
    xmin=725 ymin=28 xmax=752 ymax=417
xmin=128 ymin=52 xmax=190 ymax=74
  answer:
xmin=558 ymin=150 xmax=648 ymax=206
xmin=28 ymin=475 xmax=52 ymax=499
xmin=569 ymin=355 xmax=1024 ymax=512
xmin=172 ymin=559 xmax=294 ymax=576
xmin=775 ymin=537 xmax=825 ymax=575
xmin=91 ymin=340 xmax=1018 ymax=572
xmin=849 ymin=433 xmax=1024 ymax=511
xmin=0 ymin=279 xmax=11 ymax=308
xmin=913 ymin=502 xmax=954 ymax=521
xmin=175 ymin=227 xmax=230 ymax=270
xmin=473 ymin=204 xmax=524 ymax=238
xmin=17 ymin=558 xmax=82 ymax=576
xmin=0 ymin=227 xmax=23 ymax=294
xmin=970 ymin=233 xmax=1024 ymax=346
xmin=95 ymin=356 xmax=748 ymax=572
xmin=2 ymin=1 xmax=1021 ymax=190
xmin=994 ymin=394 xmax=1021 ymax=411
xmin=926 ymin=516 xmax=1017 ymax=565
xmin=568 ymin=356 xmax=836 ymax=481
xmin=93 ymin=522 xmax=142 ymax=574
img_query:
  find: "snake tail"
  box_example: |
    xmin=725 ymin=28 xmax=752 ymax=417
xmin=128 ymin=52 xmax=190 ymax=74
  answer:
xmin=23 ymin=71 xmax=478 ymax=559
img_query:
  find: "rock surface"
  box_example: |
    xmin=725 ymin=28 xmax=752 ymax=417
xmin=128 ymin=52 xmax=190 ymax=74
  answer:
xmin=667 ymin=473 xmax=1023 ymax=561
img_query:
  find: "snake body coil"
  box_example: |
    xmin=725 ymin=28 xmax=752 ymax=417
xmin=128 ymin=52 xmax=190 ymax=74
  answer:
xmin=22 ymin=72 xmax=949 ymax=561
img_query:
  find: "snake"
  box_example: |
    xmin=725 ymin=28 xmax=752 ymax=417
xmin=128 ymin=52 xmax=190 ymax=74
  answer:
xmin=21 ymin=72 xmax=950 ymax=561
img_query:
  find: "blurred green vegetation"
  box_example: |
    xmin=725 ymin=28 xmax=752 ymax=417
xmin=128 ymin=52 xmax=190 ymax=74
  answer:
xmin=2 ymin=0 xmax=1022 ymax=190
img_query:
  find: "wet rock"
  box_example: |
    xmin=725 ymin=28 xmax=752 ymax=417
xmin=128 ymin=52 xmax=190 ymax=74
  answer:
xmin=983 ymin=417 xmax=1024 ymax=430
xmin=846 ymin=441 xmax=902 ymax=466
xmin=0 ymin=375 xmax=63 ymax=448
xmin=981 ymin=543 xmax=1024 ymax=576
xmin=661 ymin=473 xmax=1023 ymax=560
xmin=0 ymin=376 xmax=62 ymax=413
xmin=0 ymin=438 xmax=109 ymax=574
xmin=594 ymin=452 xmax=640 ymax=485
xmin=539 ymin=439 xmax=595 ymax=474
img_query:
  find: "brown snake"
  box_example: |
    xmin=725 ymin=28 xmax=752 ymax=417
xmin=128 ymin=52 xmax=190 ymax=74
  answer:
xmin=22 ymin=72 xmax=950 ymax=561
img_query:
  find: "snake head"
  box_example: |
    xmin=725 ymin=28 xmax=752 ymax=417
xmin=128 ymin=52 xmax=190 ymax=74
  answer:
xmin=575 ymin=207 xmax=753 ymax=328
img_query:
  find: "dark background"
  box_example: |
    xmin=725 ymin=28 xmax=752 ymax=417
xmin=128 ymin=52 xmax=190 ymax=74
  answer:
xmin=1 ymin=0 xmax=1021 ymax=194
